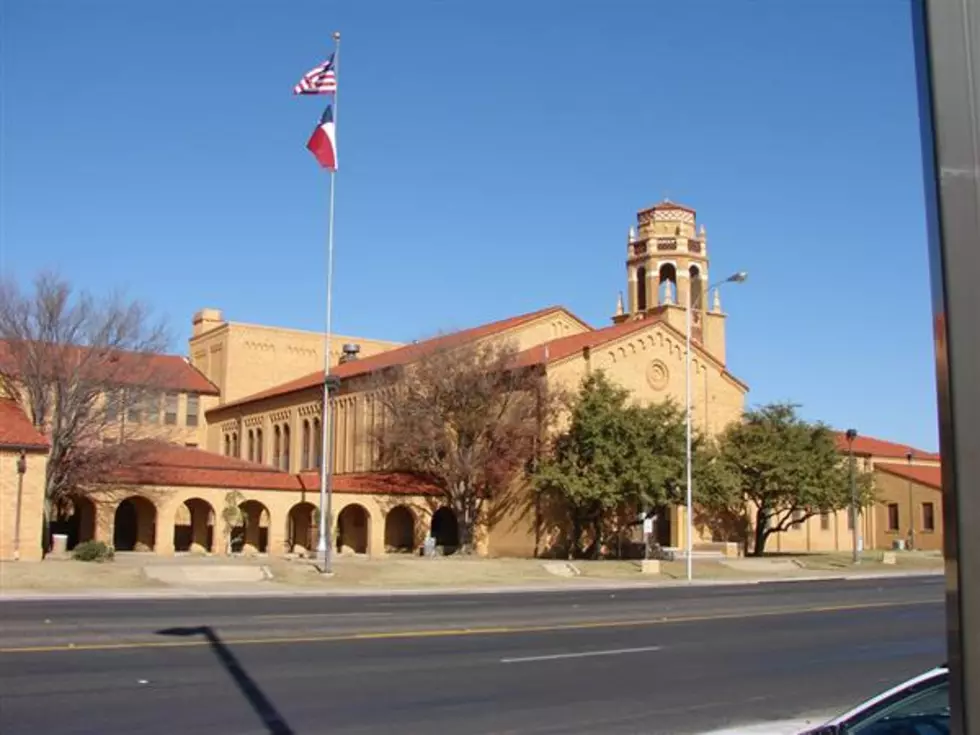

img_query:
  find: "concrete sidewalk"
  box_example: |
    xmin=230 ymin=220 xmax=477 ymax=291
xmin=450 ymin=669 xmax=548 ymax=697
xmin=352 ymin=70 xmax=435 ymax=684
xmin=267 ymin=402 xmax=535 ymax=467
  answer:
xmin=0 ymin=568 xmax=942 ymax=602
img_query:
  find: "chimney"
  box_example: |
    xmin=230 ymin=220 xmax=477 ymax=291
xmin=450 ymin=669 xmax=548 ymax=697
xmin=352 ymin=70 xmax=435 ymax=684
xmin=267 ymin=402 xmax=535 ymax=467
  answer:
xmin=339 ymin=343 xmax=361 ymax=364
xmin=192 ymin=308 xmax=224 ymax=337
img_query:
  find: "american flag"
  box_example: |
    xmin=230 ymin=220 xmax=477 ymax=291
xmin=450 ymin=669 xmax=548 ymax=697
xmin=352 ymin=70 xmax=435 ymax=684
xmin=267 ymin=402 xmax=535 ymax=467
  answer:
xmin=293 ymin=53 xmax=336 ymax=95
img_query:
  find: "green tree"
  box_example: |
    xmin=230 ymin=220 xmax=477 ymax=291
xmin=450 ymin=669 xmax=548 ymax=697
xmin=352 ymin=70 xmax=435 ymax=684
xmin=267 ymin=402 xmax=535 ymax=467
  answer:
xmin=696 ymin=403 xmax=874 ymax=556
xmin=533 ymin=372 xmax=687 ymax=558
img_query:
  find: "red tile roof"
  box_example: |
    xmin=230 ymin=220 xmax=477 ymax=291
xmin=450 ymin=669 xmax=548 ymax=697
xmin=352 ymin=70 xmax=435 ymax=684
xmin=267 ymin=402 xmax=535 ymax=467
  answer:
xmin=512 ymin=317 xmax=655 ymax=369
xmin=212 ymin=306 xmax=581 ymax=413
xmin=0 ymin=398 xmax=49 ymax=450
xmin=0 ymin=340 xmax=218 ymax=395
xmin=834 ymin=432 xmax=940 ymax=462
xmin=103 ymin=440 xmax=440 ymax=496
xmin=640 ymin=200 xmax=697 ymax=215
xmin=876 ymin=462 xmax=943 ymax=491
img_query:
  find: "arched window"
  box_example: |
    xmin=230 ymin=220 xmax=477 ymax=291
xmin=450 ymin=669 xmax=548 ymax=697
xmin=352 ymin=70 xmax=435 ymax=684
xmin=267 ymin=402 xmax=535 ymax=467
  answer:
xmin=302 ymin=420 xmax=311 ymax=469
xmin=256 ymin=428 xmax=264 ymax=464
xmin=224 ymin=434 xmax=231 ymax=456
xmin=282 ymin=424 xmax=291 ymax=471
xmin=689 ymin=264 xmax=704 ymax=310
xmin=247 ymin=430 xmax=255 ymax=462
xmin=273 ymin=425 xmax=281 ymax=468
xmin=636 ymin=265 xmax=647 ymax=311
xmin=232 ymin=432 xmax=239 ymax=458
xmin=658 ymin=263 xmax=678 ymax=304
xmin=313 ymin=417 xmax=322 ymax=469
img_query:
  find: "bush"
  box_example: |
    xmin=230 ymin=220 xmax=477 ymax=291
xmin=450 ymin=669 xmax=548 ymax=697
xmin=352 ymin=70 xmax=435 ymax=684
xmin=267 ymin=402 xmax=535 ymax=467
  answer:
xmin=72 ymin=540 xmax=115 ymax=562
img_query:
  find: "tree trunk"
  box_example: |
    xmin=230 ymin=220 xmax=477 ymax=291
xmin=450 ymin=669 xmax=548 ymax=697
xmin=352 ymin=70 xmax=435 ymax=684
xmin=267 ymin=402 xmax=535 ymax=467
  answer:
xmin=751 ymin=507 xmax=769 ymax=557
xmin=569 ymin=514 xmax=582 ymax=560
xmin=591 ymin=516 xmax=602 ymax=560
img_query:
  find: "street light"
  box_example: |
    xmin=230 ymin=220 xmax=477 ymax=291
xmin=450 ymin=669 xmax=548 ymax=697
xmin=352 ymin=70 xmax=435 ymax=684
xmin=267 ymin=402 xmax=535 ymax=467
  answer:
xmin=846 ymin=428 xmax=860 ymax=563
xmin=685 ymin=270 xmax=748 ymax=582
xmin=906 ymin=449 xmax=915 ymax=551
xmin=14 ymin=450 xmax=27 ymax=561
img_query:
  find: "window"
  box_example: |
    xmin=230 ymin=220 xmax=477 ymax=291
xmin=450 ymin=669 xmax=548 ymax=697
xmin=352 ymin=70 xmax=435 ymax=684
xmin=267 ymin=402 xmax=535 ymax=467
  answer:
xmin=846 ymin=675 xmax=948 ymax=734
xmin=247 ymin=430 xmax=255 ymax=462
xmin=820 ymin=512 xmax=830 ymax=531
xmin=145 ymin=392 xmax=160 ymax=424
xmin=185 ymin=442 xmax=198 ymax=448
xmin=256 ymin=428 xmax=264 ymax=463
xmin=282 ymin=423 xmax=291 ymax=471
xmin=273 ymin=425 xmax=281 ymax=468
xmin=164 ymin=393 xmax=179 ymax=425
xmin=105 ymin=390 xmax=120 ymax=422
xmin=888 ymin=503 xmax=900 ymax=532
xmin=232 ymin=432 xmax=239 ymax=457
xmin=224 ymin=434 xmax=231 ymax=456
xmin=313 ymin=418 xmax=322 ymax=469
xmin=302 ymin=420 xmax=311 ymax=469
xmin=186 ymin=393 xmax=199 ymax=427
xmin=126 ymin=390 xmax=142 ymax=423
xmin=923 ymin=502 xmax=935 ymax=531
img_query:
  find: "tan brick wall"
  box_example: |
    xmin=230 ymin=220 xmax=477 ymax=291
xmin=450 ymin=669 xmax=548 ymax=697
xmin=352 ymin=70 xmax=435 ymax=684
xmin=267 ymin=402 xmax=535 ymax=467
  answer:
xmin=872 ymin=471 xmax=944 ymax=552
xmin=0 ymin=449 xmax=48 ymax=561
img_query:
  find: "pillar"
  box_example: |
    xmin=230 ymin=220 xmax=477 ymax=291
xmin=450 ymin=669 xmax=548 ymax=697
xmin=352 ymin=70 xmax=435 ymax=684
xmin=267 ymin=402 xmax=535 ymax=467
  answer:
xmin=155 ymin=501 xmax=175 ymax=555
xmin=648 ymin=268 xmax=660 ymax=308
xmin=627 ymin=266 xmax=637 ymax=314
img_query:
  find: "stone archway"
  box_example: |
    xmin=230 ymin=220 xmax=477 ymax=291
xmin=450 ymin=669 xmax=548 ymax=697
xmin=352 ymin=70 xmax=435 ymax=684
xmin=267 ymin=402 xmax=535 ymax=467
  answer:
xmin=288 ymin=502 xmax=318 ymax=554
xmin=430 ymin=507 xmax=460 ymax=553
xmin=113 ymin=496 xmax=157 ymax=551
xmin=174 ymin=498 xmax=215 ymax=553
xmin=62 ymin=496 xmax=96 ymax=550
xmin=336 ymin=504 xmax=370 ymax=555
xmin=234 ymin=500 xmax=270 ymax=554
xmin=384 ymin=506 xmax=416 ymax=553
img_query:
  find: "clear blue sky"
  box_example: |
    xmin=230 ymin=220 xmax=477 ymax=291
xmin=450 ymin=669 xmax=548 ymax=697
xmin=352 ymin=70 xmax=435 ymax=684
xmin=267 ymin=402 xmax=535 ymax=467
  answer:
xmin=1 ymin=0 xmax=939 ymax=450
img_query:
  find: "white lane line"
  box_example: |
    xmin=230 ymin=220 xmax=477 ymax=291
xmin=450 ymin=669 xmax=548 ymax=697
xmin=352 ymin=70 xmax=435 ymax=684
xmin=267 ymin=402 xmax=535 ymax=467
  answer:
xmin=253 ymin=612 xmax=393 ymax=620
xmin=500 ymin=645 xmax=662 ymax=663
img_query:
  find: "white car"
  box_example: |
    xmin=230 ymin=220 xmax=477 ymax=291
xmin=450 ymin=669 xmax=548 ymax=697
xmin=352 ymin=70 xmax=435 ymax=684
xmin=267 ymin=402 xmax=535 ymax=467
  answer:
xmin=798 ymin=665 xmax=950 ymax=734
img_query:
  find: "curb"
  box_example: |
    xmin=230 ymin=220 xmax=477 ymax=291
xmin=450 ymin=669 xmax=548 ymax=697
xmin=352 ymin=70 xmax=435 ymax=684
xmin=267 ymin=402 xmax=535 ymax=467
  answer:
xmin=0 ymin=569 xmax=943 ymax=603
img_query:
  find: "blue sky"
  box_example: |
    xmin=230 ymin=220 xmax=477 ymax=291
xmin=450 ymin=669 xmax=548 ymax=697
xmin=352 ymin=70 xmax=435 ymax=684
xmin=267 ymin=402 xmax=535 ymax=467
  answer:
xmin=1 ymin=0 xmax=939 ymax=450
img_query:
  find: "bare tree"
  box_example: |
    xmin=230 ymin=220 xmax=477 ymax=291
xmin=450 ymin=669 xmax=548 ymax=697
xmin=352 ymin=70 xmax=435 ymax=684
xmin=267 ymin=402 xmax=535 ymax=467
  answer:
xmin=373 ymin=339 xmax=557 ymax=554
xmin=0 ymin=272 xmax=172 ymax=538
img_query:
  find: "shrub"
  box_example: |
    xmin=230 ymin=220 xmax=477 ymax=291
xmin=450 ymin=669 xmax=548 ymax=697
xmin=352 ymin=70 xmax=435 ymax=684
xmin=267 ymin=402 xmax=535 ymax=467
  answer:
xmin=72 ymin=540 xmax=115 ymax=562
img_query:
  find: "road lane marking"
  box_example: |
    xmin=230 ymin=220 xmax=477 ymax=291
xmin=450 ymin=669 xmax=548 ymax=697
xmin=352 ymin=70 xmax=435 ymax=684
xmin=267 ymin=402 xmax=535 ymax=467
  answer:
xmin=501 ymin=645 xmax=662 ymax=663
xmin=0 ymin=599 xmax=939 ymax=655
xmin=252 ymin=612 xmax=393 ymax=620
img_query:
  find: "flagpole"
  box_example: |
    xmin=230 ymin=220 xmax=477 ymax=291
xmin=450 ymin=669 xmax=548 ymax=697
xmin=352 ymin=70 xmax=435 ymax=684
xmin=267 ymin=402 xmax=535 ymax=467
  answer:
xmin=317 ymin=30 xmax=340 ymax=574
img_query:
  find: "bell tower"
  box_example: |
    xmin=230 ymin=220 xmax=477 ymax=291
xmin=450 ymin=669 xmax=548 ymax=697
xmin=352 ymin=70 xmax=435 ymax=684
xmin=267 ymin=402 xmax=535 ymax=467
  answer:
xmin=612 ymin=199 xmax=729 ymax=362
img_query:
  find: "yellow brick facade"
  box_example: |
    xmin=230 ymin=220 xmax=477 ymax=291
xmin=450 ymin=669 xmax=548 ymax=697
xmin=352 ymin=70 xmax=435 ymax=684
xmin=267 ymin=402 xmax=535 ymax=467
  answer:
xmin=0 ymin=448 xmax=48 ymax=561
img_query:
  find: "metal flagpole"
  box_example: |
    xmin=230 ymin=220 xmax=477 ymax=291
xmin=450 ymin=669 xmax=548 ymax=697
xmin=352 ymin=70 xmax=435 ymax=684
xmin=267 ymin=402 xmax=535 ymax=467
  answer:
xmin=317 ymin=31 xmax=341 ymax=574
xmin=685 ymin=285 xmax=693 ymax=582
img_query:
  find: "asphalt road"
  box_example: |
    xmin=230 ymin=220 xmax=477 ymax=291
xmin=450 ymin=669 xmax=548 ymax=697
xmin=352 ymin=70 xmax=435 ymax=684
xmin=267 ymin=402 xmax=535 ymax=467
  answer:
xmin=0 ymin=577 xmax=946 ymax=734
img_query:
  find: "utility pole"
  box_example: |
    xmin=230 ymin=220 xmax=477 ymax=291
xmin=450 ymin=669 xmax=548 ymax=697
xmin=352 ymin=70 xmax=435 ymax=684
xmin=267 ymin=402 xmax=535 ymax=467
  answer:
xmin=846 ymin=428 xmax=859 ymax=564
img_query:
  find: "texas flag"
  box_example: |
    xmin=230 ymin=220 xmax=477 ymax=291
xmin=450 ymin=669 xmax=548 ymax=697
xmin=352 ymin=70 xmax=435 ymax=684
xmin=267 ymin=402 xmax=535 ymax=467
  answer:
xmin=306 ymin=105 xmax=337 ymax=170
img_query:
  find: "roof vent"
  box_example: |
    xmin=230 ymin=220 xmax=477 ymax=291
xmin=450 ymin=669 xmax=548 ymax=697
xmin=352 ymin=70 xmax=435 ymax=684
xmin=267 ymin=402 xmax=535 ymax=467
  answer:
xmin=339 ymin=343 xmax=360 ymax=364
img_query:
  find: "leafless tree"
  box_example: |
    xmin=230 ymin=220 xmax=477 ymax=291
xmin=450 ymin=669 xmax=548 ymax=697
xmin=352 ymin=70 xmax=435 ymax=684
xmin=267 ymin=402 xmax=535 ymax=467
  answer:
xmin=0 ymin=272 xmax=173 ymax=536
xmin=372 ymin=339 xmax=559 ymax=554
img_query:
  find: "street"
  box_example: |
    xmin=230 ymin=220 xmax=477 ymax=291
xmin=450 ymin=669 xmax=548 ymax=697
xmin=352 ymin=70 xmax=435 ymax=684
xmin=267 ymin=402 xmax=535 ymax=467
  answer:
xmin=0 ymin=577 xmax=945 ymax=734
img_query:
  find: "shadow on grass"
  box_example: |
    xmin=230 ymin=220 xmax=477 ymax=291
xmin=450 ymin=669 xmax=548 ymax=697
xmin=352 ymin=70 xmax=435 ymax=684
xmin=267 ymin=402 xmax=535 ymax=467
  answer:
xmin=157 ymin=626 xmax=294 ymax=735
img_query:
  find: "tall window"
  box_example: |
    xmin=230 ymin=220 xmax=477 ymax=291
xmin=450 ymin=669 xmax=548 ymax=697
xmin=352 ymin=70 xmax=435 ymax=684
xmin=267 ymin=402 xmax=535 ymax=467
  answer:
xmin=302 ymin=420 xmax=311 ymax=469
xmin=145 ymin=392 xmax=160 ymax=424
xmin=247 ymin=430 xmax=255 ymax=462
xmin=126 ymin=390 xmax=142 ymax=424
xmin=256 ymin=428 xmax=264 ymax=463
xmin=224 ymin=434 xmax=231 ymax=456
xmin=105 ymin=390 xmax=120 ymax=422
xmin=820 ymin=512 xmax=830 ymax=531
xmin=164 ymin=393 xmax=179 ymax=425
xmin=922 ymin=502 xmax=935 ymax=531
xmin=232 ymin=432 xmax=239 ymax=457
xmin=273 ymin=425 xmax=281 ymax=468
xmin=313 ymin=418 xmax=322 ymax=469
xmin=636 ymin=265 xmax=647 ymax=311
xmin=887 ymin=503 xmax=900 ymax=532
xmin=186 ymin=393 xmax=199 ymax=427
xmin=282 ymin=424 xmax=291 ymax=471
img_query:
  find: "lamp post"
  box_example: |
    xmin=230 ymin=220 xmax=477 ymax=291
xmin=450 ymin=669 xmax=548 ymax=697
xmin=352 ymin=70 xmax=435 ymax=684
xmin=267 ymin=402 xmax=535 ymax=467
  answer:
xmin=14 ymin=450 xmax=27 ymax=561
xmin=906 ymin=449 xmax=915 ymax=551
xmin=846 ymin=428 xmax=860 ymax=563
xmin=685 ymin=270 xmax=747 ymax=582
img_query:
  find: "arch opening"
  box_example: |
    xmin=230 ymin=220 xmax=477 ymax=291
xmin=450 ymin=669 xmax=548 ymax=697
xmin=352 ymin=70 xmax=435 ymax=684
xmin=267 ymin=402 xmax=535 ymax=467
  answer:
xmin=113 ymin=496 xmax=157 ymax=551
xmin=288 ymin=502 xmax=318 ymax=554
xmin=336 ymin=504 xmax=370 ymax=555
xmin=233 ymin=500 xmax=270 ymax=553
xmin=384 ymin=506 xmax=417 ymax=553
xmin=174 ymin=498 xmax=215 ymax=553
xmin=430 ymin=507 xmax=460 ymax=554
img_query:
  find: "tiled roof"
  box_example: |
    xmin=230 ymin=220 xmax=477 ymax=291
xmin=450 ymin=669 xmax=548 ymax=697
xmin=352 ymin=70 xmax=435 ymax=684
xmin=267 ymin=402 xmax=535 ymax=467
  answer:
xmin=0 ymin=398 xmax=49 ymax=450
xmin=104 ymin=440 xmax=440 ymax=496
xmin=640 ymin=200 xmax=697 ymax=214
xmin=0 ymin=340 xmax=218 ymax=395
xmin=834 ymin=432 xmax=940 ymax=461
xmin=212 ymin=306 xmax=579 ymax=413
xmin=512 ymin=318 xmax=655 ymax=368
xmin=876 ymin=462 xmax=943 ymax=490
